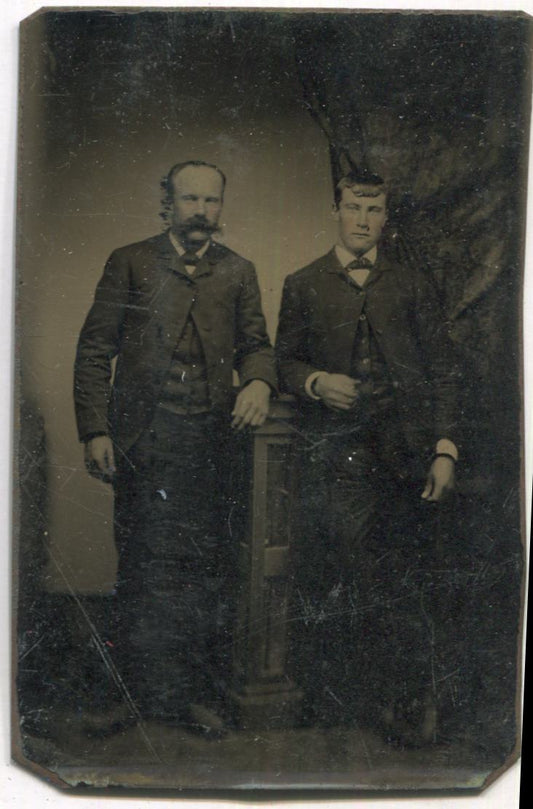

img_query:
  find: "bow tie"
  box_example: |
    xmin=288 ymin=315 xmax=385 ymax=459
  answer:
xmin=182 ymin=251 xmax=200 ymax=265
xmin=346 ymin=257 xmax=373 ymax=270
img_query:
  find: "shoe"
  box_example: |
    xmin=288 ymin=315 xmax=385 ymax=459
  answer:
xmin=182 ymin=703 xmax=229 ymax=740
xmin=82 ymin=702 xmax=138 ymax=738
xmin=380 ymin=691 xmax=437 ymax=749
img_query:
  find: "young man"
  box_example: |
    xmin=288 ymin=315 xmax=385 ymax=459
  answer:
xmin=74 ymin=160 xmax=276 ymax=736
xmin=276 ymin=169 xmax=459 ymax=745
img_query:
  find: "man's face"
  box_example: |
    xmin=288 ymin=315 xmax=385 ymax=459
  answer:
xmin=334 ymin=185 xmax=387 ymax=255
xmin=170 ymin=165 xmax=224 ymax=247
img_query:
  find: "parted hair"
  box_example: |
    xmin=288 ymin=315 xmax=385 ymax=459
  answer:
xmin=334 ymin=169 xmax=388 ymax=208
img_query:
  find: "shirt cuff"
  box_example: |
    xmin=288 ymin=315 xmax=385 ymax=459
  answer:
xmin=435 ymin=438 xmax=459 ymax=462
xmin=82 ymin=431 xmax=109 ymax=444
xmin=241 ymin=377 xmax=278 ymax=396
xmin=305 ymin=371 xmax=328 ymax=400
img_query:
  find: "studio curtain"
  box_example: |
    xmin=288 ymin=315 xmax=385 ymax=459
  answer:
xmin=293 ymin=13 xmax=531 ymax=479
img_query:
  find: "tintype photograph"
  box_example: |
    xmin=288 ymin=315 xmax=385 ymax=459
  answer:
xmin=12 ymin=6 xmax=529 ymax=794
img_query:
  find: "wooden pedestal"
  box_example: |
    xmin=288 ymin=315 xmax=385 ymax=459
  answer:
xmin=230 ymin=397 xmax=303 ymax=729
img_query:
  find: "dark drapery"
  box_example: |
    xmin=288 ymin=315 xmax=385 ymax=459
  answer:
xmin=293 ymin=12 xmax=530 ymax=477
xmin=293 ymin=12 xmax=530 ymax=758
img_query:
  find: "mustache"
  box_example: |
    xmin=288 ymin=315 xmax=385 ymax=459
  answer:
xmin=176 ymin=215 xmax=220 ymax=236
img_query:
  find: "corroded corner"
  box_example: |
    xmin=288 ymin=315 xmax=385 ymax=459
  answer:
xmin=13 ymin=6 xmax=527 ymax=794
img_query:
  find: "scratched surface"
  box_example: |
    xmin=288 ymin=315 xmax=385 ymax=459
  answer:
xmin=13 ymin=7 xmax=528 ymax=792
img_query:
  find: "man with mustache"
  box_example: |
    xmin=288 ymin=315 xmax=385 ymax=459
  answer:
xmin=276 ymin=168 xmax=459 ymax=746
xmin=74 ymin=160 xmax=276 ymax=736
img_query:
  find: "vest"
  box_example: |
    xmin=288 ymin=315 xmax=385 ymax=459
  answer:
xmin=349 ymin=280 xmax=395 ymax=418
xmin=157 ymin=315 xmax=211 ymax=415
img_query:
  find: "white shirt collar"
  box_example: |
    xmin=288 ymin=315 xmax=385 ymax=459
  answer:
xmin=335 ymin=243 xmax=377 ymax=268
xmin=168 ymin=230 xmax=211 ymax=259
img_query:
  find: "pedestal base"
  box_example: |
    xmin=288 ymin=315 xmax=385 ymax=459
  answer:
xmin=229 ymin=683 xmax=304 ymax=730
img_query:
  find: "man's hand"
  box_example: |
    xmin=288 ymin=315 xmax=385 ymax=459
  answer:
xmin=231 ymin=379 xmax=271 ymax=430
xmin=84 ymin=435 xmax=116 ymax=483
xmin=421 ymin=456 xmax=455 ymax=502
xmin=315 ymin=373 xmax=360 ymax=411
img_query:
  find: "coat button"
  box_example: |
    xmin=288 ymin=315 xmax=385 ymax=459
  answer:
xmin=359 ymin=313 xmax=367 ymax=321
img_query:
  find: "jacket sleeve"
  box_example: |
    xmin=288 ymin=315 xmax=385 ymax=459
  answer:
xmin=234 ymin=263 xmax=278 ymax=392
xmin=73 ymin=249 xmax=130 ymax=442
xmin=275 ymin=273 xmax=322 ymax=398
xmin=412 ymin=267 xmax=461 ymax=449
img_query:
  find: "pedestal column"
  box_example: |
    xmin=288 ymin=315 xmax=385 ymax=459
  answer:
xmin=230 ymin=396 xmax=303 ymax=729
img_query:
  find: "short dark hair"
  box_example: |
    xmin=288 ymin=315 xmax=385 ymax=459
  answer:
xmin=334 ymin=168 xmax=388 ymax=208
xmin=160 ymin=160 xmax=226 ymax=224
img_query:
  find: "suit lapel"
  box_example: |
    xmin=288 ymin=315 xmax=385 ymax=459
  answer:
xmin=153 ymin=232 xmax=218 ymax=279
xmin=317 ymin=249 xmax=362 ymax=371
xmin=193 ymin=241 xmax=221 ymax=279
xmin=152 ymin=231 xmax=183 ymax=275
xmin=147 ymin=236 xmax=225 ymax=365
xmin=147 ymin=234 xmax=196 ymax=361
xmin=366 ymin=248 xmax=394 ymax=285
xmin=317 ymin=247 xmax=396 ymax=374
xmin=365 ymin=251 xmax=405 ymax=336
xmin=324 ymin=247 xmax=346 ymax=278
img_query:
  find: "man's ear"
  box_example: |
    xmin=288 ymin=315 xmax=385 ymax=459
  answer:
xmin=331 ymin=203 xmax=339 ymax=221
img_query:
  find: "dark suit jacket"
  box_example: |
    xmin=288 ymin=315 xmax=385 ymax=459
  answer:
xmin=74 ymin=232 xmax=276 ymax=451
xmin=275 ymin=247 xmax=459 ymax=459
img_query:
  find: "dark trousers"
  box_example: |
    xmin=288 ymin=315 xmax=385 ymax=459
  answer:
xmin=289 ymin=410 xmax=441 ymax=725
xmin=112 ymin=408 xmax=237 ymax=719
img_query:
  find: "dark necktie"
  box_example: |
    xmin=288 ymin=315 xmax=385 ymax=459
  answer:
xmin=346 ymin=257 xmax=373 ymax=286
xmin=182 ymin=252 xmax=200 ymax=274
